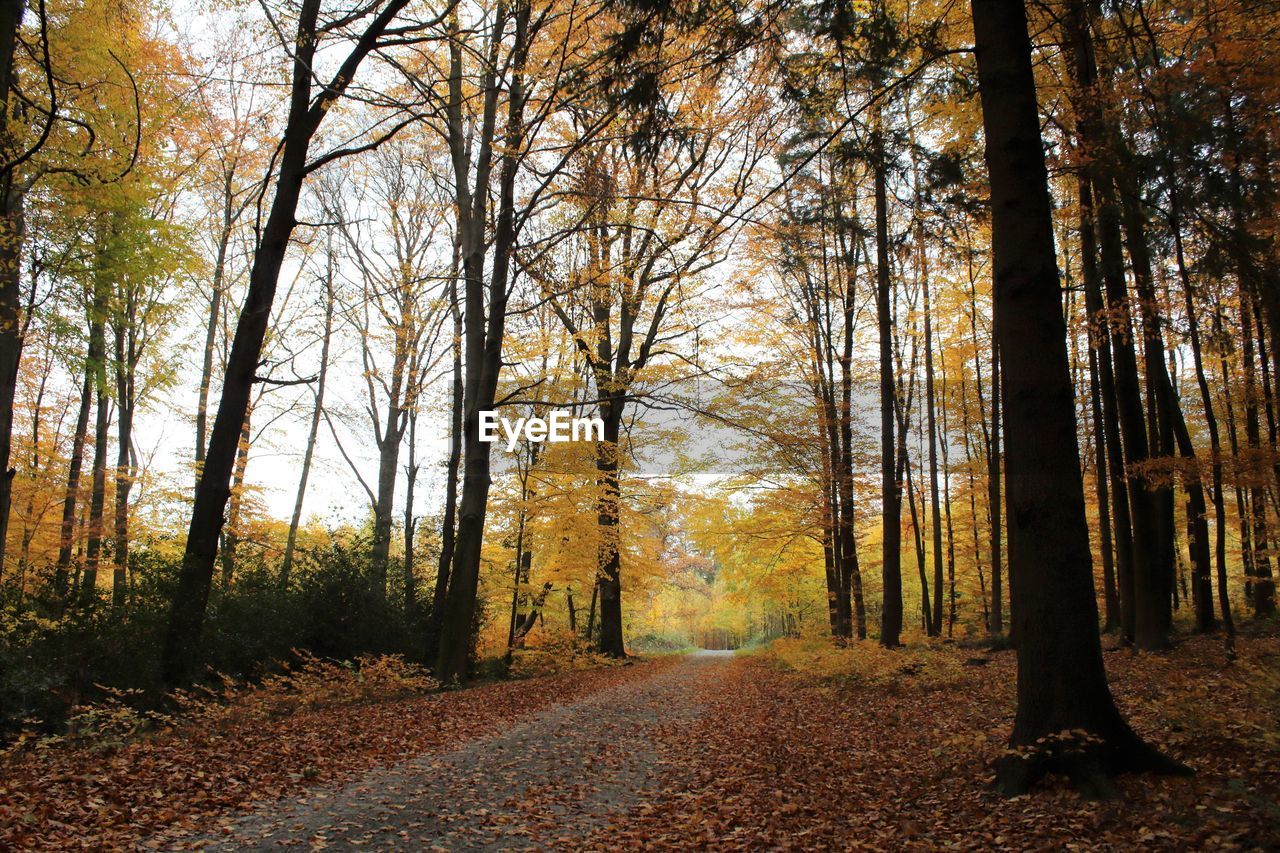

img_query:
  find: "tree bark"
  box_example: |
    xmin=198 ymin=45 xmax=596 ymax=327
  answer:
xmin=874 ymin=112 xmax=903 ymax=648
xmin=163 ymin=0 xmax=412 ymax=683
xmin=972 ymin=0 xmax=1188 ymax=795
xmin=435 ymin=0 xmax=530 ymax=682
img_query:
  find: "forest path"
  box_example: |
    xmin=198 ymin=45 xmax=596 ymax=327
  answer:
xmin=195 ymin=651 xmax=733 ymax=850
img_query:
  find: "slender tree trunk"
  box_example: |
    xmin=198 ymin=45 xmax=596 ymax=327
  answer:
xmin=0 ymin=191 xmax=22 ymax=573
xmin=905 ymin=446 xmax=933 ymax=632
xmin=972 ymin=0 xmax=1188 ymax=794
xmin=81 ymin=253 xmax=111 ymax=605
xmin=1241 ymin=298 xmax=1276 ymax=614
xmin=1173 ymin=205 xmax=1231 ymax=637
xmin=220 ymin=405 xmax=252 ymax=585
xmin=924 ymin=265 xmax=945 ymax=636
xmin=53 ymin=372 xmax=92 ymax=598
xmin=280 ymin=275 xmax=333 ymax=587
xmin=940 ymin=351 xmax=958 ymax=635
xmin=874 ymin=112 xmax=903 ymax=648
xmin=424 ymin=253 xmax=462 ymax=662
xmin=195 ymin=172 xmax=235 ymax=482
xmin=111 ymin=323 xmax=135 ymax=608
xmin=988 ymin=339 xmax=1002 ymax=635
xmin=403 ymin=408 xmax=419 ymax=617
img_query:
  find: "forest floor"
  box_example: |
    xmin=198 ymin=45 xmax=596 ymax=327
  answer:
xmin=1 ymin=631 xmax=1278 ymax=849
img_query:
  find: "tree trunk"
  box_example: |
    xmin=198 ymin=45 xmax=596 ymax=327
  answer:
xmin=874 ymin=113 xmax=903 ymax=648
xmin=435 ymin=0 xmax=531 ymax=682
xmin=280 ymin=273 xmax=333 ymax=587
xmin=988 ymin=338 xmax=1002 ymax=635
xmin=0 ymin=0 xmax=29 ymax=571
xmin=1173 ymin=200 xmax=1231 ymax=638
xmin=1241 ymin=298 xmax=1276 ymax=615
xmin=111 ymin=321 xmax=135 ymax=608
xmin=1064 ymin=1 xmax=1164 ymax=650
xmin=924 ymin=266 xmax=945 ymax=636
xmin=81 ymin=255 xmax=111 ymax=605
xmin=220 ymin=404 xmax=253 ymax=585
xmin=595 ymin=399 xmax=626 ymax=657
xmin=195 ymin=171 xmax=235 ymax=483
xmin=163 ymin=0 xmax=411 ymax=683
xmin=973 ymin=0 xmax=1188 ymax=795
xmin=424 ymin=262 xmax=462 ymax=662
xmin=53 ymin=372 xmax=92 ymax=599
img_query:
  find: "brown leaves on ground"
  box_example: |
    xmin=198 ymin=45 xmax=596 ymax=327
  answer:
xmin=0 ymin=657 xmax=667 ymax=849
xmin=601 ymin=631 xmax=1280 ymax=850
xmin=2 ymin=634 xmax=1278 ymax=850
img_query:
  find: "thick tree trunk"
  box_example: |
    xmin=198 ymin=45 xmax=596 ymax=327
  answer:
xmin=0 ymin=1 xmax=28 ymax=571
xmin=595 ymin=400 xmax=626 ymax=658
xmin=972 ymin=0 xmax=1188 ymax=796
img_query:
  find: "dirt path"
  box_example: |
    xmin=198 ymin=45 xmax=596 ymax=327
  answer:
xmin=193 ymin=651 xmax=734 ymax=850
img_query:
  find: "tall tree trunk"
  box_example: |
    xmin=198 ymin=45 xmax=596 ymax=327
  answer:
xmin=403 ymin=407 xmax=420 ymax=618
xmin=924 ymin=260 xmax=944 ymax=636
xmin=280 ymin=274 xmax=333 ymax=587
xmin=988 ymin=338 xmax=1002 ymax=635
xmin=111 ymin=321 xmax=135 ymax=608
xmin=0 ymin=0 xmax=29 ymax=571
xmin=595 ymin=398 xmax=626 ymax=657
xmin=940 ymin=351 xmax=958 ymax=635
xmin=81 ymin=255 xmax=111 ymax=605
xmin=874 ymin=111 xmax=903 ymax=648
xmin=53 ymin=372 xmax=92 ymax=599
xmin=162 ymin=0 xmax=411 ymax=684
xmin=0 ymin=192 xmax=22 ymax=573
xmin=1241 ymin=298 xmax=1276 ymax=615
xmin=1173 ymin=203 xmax=1231 ymax=637
xmin=220 ymin=405 xmax=253 ymax=585
xmin=425 ymin=265 xmax=462 ymax=662
xmin=435 ymin=0 xmax=531 ymax=682
xmin=1064 ymin=1 xmax=1164 ymax=650
xmin=972 ymin=0 xmax=1188 ymax=795
xmin=838 ymin=250 xmax=865 ymax=638
xmin=195 ymin=171 xmax=235 ymax=482
xmin=1079 ymin=177 xmax=1134 ymax=637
